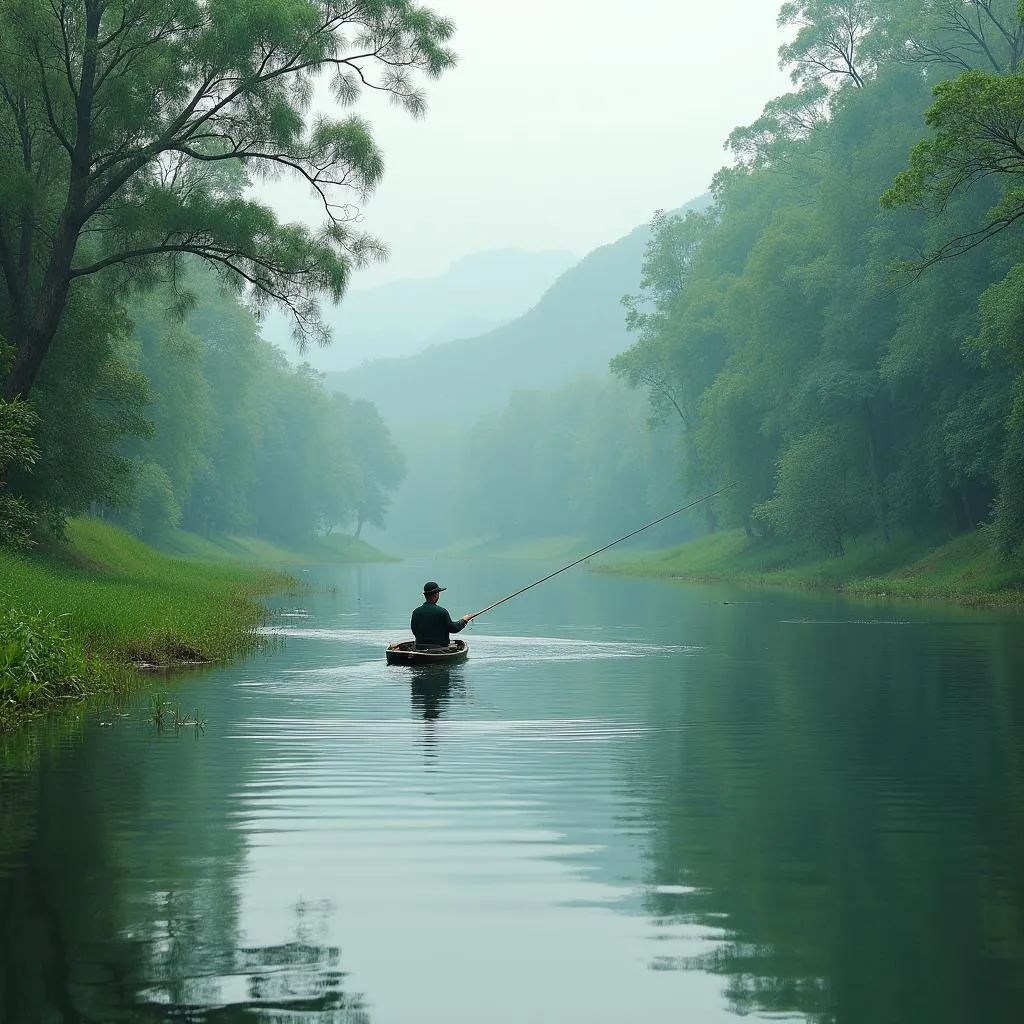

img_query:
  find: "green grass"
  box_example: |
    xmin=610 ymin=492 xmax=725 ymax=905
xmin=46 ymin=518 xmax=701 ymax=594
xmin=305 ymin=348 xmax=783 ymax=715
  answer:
xmin=601 ymin=527 xmax=1024 ymax=607
xmin=0 ymin=518 xmax=295 ymax=731
xmin=154 ymin=528 xmax=395 ymax=564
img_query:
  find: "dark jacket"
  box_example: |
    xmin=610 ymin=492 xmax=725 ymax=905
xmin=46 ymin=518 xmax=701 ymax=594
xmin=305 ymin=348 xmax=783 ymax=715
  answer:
xmin=411 ymin=601 xmax=467 ymax=647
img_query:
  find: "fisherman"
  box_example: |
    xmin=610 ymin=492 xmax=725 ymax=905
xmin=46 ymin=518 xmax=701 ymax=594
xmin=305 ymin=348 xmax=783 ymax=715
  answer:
xmin=411 ymin=581 xmax=471 ymax=648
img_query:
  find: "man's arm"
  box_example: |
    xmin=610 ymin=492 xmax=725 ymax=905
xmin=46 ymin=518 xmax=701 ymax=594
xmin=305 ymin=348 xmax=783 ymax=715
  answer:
xmin=447 ymin=611 xmax=469 ymax=633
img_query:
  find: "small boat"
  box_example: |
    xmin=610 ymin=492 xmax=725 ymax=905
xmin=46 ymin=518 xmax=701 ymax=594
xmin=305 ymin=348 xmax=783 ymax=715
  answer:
xmin=385 ymin=639 xmax=469 ymax=666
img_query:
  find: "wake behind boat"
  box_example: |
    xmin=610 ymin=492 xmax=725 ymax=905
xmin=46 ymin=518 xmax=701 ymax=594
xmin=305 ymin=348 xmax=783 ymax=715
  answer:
xmin=385 ymin=639 xmax=469 ymax=666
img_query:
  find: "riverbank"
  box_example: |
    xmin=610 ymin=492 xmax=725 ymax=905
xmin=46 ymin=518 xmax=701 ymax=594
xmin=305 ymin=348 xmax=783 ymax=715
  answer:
xmin=0 ymin=518 xmax=390 ymax=731
xmin=600 ymin=528 xmax=1024 ymax=607
xmin=153 ymin=527 xmax=397 ymax=564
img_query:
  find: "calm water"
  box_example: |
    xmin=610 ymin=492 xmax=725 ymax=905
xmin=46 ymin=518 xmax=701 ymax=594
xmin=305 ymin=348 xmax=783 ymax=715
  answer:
xmin=1 ymin=560 xmax=1023 ymax=1023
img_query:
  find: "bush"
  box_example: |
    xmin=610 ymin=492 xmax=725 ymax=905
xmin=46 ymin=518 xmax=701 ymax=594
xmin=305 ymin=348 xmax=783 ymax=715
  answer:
xmin=0 ymin=604 xmax=91 ymax=704
xmin=755 ymin=426 xmax=874 ymax=557
xmin=0 ymin=397 xmax=40 ymax=550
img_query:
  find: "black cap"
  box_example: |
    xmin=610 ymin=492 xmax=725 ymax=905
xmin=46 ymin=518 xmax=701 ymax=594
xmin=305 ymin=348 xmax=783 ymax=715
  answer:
xmin=423 ymin=581 xmax=446 ymax=595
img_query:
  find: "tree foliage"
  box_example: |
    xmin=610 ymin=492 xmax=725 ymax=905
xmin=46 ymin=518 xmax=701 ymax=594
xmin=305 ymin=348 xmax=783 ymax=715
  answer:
xmin=882 ymin=70 xmax=1024 ymax=262
xmin=778 ymin=0 xmax=879 ymax=89
xmin=0 ymin=382 xmax=39 ymax=549
xmin=0 ymin=0 xmax=455 ymax=401
xmin=609 ymin=15 xmax=1024 ymax=558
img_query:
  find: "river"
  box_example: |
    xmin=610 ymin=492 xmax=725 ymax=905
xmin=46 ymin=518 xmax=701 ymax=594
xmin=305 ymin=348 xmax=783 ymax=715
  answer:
xmin=1 ymin=559 xmax=1022 ymax=1023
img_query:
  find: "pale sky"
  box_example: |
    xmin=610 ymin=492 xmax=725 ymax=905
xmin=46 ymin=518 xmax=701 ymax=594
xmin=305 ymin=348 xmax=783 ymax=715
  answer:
xmin=261 ymin=0 xmax=792 ymax=290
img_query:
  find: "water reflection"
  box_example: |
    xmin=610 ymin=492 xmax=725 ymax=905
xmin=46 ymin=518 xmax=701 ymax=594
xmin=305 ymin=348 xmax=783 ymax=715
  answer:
xmin=131 ymin=901 xmax=369 ymax=1022
xmin=2 ymin=566 xmax=1024 ymax=1024
xmin=0 ymin=717 xmax=368 ymax=1024
xmin=628 ymin=611 xmax=1024 ymax=1023
xmin=408 ymin=667 xmax=462 ymax=721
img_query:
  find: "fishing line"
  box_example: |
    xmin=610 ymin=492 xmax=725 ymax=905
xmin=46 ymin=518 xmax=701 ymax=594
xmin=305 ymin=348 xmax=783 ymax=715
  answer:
xmin=467 ymin=483 xmax=734 ymax=620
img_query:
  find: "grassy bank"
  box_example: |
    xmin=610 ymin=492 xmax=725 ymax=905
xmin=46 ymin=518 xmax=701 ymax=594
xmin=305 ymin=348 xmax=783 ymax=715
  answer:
xmin=0 ymin=519 xmax=302 ymax=731
xmin=601 ymin=528 xmax=1024 ymax=607
xmin=154 ymin=528 xmax=396 ymax=564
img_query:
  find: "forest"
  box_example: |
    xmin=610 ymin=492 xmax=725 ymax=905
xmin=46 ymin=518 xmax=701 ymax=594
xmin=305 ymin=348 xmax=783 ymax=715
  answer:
xmin=3 ymin=0 xmax=1024 ymax=571
xmin=393 ymin=0 xmax=1024 ymax=564
xmin=0 ymin=0 xmax=437 ymax=551
xmin=608 ymin=0 xmax=1024 ymax=560
xmin=3 ymin=264 xmax=404 ymax=545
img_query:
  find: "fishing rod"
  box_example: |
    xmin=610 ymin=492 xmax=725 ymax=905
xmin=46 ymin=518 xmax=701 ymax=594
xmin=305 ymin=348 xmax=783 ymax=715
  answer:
xmin=466 ymin=482 xmax=735 ymax=621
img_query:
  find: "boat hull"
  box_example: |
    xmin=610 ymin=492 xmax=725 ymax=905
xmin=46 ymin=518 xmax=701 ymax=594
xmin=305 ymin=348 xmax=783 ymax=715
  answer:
xmin=385 ymin=639 xmax=469 ymax=666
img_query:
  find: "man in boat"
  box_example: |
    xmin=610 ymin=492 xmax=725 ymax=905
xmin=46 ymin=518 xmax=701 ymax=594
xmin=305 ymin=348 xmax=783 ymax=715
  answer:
xmin=411 ymin=582 xmax=471 ymax=648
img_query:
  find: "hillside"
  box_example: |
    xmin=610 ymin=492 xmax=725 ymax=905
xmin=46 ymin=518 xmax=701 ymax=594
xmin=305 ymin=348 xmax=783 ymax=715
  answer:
xmin=327 ymin=197 xmax=711 ymax=434
xmin=326 ymin=225 xmax=648 ymax=431
xmin=331 ymin=197 xmax=710 ymax=552
xmin=263 ymin=247 xmax=576 ymax=372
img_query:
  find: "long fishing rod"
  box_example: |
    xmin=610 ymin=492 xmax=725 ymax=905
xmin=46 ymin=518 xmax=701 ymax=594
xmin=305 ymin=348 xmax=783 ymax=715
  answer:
xmin=466 ymin=482 xmax=734 ymax=621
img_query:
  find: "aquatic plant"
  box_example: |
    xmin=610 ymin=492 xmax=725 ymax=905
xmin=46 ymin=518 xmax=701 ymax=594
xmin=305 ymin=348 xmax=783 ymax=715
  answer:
xmin=148 ymin=694 xmax=206 ymax=735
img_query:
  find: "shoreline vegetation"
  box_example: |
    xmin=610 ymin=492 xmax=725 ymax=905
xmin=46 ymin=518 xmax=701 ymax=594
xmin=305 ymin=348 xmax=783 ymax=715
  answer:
xmin=599 ymin=528 xmax=1024 ymax=608
xmin=0 ymin=518 xmax=392 ymax=733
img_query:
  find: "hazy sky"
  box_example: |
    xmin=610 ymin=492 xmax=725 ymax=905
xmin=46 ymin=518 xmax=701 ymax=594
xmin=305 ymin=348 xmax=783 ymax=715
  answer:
xmin=262 ymin=0 xmax=792 ymax=290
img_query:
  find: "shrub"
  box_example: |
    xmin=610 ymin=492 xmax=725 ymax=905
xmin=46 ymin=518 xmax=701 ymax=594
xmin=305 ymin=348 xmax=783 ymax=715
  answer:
xmin=121 ymin=460 xmax=181 ymax=539
xmin=0 ymin=604 xmax=91 ymax=704
xmin=0 ymin=396 xmax=40 ymax=550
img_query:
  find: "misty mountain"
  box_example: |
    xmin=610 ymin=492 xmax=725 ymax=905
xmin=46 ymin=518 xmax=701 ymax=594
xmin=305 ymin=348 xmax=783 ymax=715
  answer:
xmin=326 ymin=197 xmax=711 ymax=436
xmin=326 ymin=224 xmax=649 ymax=433
xmin=266 ymin=248 xmax=576 ymax=372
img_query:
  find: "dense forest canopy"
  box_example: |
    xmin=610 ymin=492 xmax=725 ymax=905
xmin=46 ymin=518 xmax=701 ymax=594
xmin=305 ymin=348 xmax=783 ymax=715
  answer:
xmin=603 ymin=0 xmax=1024 ymax=557
xmin=0 ymin=0 xmax=442 ymax=545
xmin=4 ymin=0 xmax=1024 ymax=560
xmin=5 ymin=264 xmax=406 ymax=542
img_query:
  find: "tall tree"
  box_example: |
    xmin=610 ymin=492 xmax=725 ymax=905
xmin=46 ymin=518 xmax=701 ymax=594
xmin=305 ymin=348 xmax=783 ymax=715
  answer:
xmin=613 ymin=209 xmax=726 ymax=532
xmin=0 ymin=0 xmax=455 ymax=401
xmin=777 ymin=0 xmax=880 ymax=89
xmin=882 ymin=68 xmax=1024 ymax=264
xmin=329 ymin=394 xmax=405 ymax=537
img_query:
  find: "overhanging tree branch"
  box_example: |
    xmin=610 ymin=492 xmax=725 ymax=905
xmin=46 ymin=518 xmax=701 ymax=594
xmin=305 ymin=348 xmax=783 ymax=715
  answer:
xmin=0 ymin=0 xmax=457 ymax=401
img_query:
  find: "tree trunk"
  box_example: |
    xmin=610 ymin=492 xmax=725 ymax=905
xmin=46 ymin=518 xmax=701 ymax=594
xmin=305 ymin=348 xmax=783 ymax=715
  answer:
xmin=862 ymin=399 xmax=890 ymax=544
xmin=960 ymin=488 xmax=974 ymax=530
xmin=3 ymin=0 xmax=96 ymax=402
xmin=703 ymin=496 xmax=717 ymax=535
xmin=4 ymin=327 xmax=53 ymax=401
xmin=3 ymin=214 xmax=81 ymax=401
xmin=833 ymin=519 xmax=845 ymax=558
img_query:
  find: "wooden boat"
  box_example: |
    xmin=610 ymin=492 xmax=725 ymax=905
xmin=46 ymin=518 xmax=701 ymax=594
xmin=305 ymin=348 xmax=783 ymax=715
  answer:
xmin=385 ymin=639 xmax=469 ymax=666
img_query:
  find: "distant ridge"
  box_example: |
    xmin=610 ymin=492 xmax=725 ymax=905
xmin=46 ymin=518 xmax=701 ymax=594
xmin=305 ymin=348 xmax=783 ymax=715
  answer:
xmin=327 ymin=223 xmax=649 ymax=431
xmin=265 ymin=247 xmax=576 ymax=372
xmin=326 ymin=197 xmax=711 ymax=433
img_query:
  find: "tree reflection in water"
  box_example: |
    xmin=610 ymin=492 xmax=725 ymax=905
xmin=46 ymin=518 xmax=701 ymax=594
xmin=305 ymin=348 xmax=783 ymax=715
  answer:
xmin=115 ymin=900 xmax=368 ymax=1023
xmin=0 ymin=720 xmax=370 ymax=1023
xmin=627 ymin=614 xmax=1024 ymax=1024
